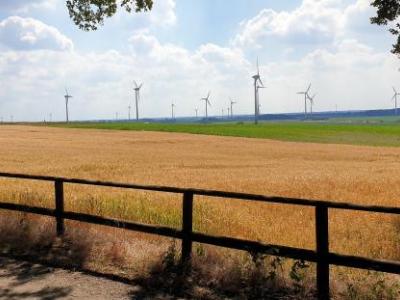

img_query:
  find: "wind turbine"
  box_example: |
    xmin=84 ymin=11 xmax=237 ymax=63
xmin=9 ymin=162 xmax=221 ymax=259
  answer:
xmin=392 ymin=87 xmax=400 ymax=115
xmin=171 ymin=102 xmax=176 ymax=120
xmin=307 ymin=93 xmax=317 ymax=116
xmin=297 ymin=83 xmax=311 ymax=119
xmin=133 ymin=81 xmax=143 ymax=121
xmin=252 ymin=58 xmax=264 ymax=124
xmin=229 ymin=98 xmax=236 ymax=118
xmin=200 ymin=91 xmax=211 ymax=119
xmin=64 ymin=88 xmax=72 ymax=123
xmin=195 ymin=108 xmax=198 ymax=118
xmin=128 ymin=105 xmax=131 ymax=120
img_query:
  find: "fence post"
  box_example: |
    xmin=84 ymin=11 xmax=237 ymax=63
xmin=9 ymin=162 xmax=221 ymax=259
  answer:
xmin=55 ymin=180 xmax=65 ymax=236
xmin=316 ymin=205 xmax=330 ymax=300
xmin=181 ymin=191 xmax=194 ymax=264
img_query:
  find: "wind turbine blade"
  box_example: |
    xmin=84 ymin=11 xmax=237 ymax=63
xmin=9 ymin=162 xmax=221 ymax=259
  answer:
xmin=258 ymin=77 xmax=264 ymax=87
xmin=306 ymin=83 xmax=311 ymax=94
xmin=207 ymin=91 xmax=211 ymax=99
xmin=133 ymin=81 xmax=138 ymax=88
xmin=207 ymin=100 xmax=211 ymax=107
xmin=256 ymin=57 xmax=260 ymax=76
xmin=393 ymin=87 xmax=397 ymax=94
xmin=139 ymin=83 xmax=143 ymax=89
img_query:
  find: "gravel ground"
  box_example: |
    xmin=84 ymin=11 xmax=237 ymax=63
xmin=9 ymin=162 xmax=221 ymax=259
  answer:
xmin=0 ymin=257 xmax=139 ymax=300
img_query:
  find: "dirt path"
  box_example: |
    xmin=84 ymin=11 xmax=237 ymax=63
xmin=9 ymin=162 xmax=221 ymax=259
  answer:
xmin=0 ymin=257 xmax=138 ymax=299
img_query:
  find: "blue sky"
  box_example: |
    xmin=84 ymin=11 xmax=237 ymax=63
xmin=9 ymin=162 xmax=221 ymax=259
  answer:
xmin=0 ymin=0 xmax=398 ymax=121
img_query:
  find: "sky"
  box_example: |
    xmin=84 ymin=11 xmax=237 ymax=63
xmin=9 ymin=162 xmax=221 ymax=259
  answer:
xmin=0 ymin=0 xmax=399 ymax=121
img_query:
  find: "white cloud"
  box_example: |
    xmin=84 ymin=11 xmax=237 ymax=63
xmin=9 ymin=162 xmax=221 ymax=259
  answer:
xmin=0 ymin=31 xmax=251 ymax=121
xmin=149 ymin=0 xmax=176 ymax=27
xmin=0 ymin=16 xmax=73 ymax=51
xmin=233 ymin=0 xmax=381 ymax=51
xmin=233 ymin=0 xmax=343 ymax=48
xmin=258 ymin=38 xmax=397 ymax=114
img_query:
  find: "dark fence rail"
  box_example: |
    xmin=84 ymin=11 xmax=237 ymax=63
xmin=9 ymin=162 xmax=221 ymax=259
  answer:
xmin=0 ymin=171 xmax=399 ymax=299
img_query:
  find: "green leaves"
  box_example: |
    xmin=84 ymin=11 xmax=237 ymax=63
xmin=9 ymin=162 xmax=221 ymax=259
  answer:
xmin=66 ymin=0 xmax=153 ymax=31
xmin=370 ymin=0 xmax=400 ymax=56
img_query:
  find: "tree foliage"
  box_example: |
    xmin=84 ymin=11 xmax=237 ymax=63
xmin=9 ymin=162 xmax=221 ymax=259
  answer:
xmin=66 ymin=0 xmax=153 ymax=31
xmin=371 ymin=0 xmax=400 ymax=55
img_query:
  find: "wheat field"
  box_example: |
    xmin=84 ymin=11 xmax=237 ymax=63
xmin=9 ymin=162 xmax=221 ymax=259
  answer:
xmin=0 ymin=125 xmax=399 ymax=272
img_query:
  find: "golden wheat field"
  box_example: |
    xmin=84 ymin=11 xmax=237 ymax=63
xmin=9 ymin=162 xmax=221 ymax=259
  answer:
xmin=0 ymin=125 xmax=399 ymax=270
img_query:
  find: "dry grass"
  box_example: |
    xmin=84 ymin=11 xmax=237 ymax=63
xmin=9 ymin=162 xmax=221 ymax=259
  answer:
xmin=0 ymin=125 xmax=399 ymax=295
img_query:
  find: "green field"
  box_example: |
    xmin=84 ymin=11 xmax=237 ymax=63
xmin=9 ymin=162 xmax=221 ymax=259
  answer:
xmin=55 ymin=120 xmax=400 ymax=147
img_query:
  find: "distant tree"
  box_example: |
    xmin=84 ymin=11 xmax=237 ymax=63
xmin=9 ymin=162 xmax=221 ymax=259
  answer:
xmin=66 ymin=0 xmax=153 ymax=31
xmin=371 ymin=0 xmax=400 ymax=55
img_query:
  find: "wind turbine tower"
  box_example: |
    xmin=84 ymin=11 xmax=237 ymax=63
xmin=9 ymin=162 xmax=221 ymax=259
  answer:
xmin=128 ymin=105 xmax=131 ymax=120
xmin=252 ymin=58 xmax=264 ymax=124
xmin=64 ymin=88 xmax=72 ymax=123
xmin=171 ymin=102 xmax=176 ymax=120
xmin=297 ymin=84 xmax=311 ymax=119
xmin=229 ymin=98 xmax=236 ymax=118
xmin=195 ymin=108 xmax=198 ymax=118
xmin=133 ymin=81 xmax=143 ymax=121
xmin=200 ymin=91 xmax=211 ymax=119
xmin=392 ymin=87 xmax=400 ymax=115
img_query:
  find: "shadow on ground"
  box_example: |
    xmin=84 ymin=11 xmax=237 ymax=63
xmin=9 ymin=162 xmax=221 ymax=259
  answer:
xmin=0 ymin=257 xmax=72 ymax=300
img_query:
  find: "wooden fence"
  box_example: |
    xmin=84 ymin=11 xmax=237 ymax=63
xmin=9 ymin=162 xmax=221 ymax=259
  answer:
xmin=0 ymin=172 xmax=399 ymax=299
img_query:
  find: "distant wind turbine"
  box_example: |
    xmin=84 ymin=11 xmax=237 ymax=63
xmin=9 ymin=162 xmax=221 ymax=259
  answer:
xmin=195 ymin=108 xmax=198 ymax=118
xmin=128 ymin=105 xmax=131 ymax=120
xmin=252 ymin=58 xmax=264 ymax=124
xmin=307 ymin=93 xmax=317 ymax=116
xmin=133 ymin=81 xmax=143 ymax=121
xmin=392 ymin=87 xmax=400 ymax=115
xmin=64 ymin=88 xmax=72 ymax=123
xmin=229 ymin=98 xmax=236 ymax=118
xmin=171 ymin=102 xmax=176 ymax=120
xmin=200 ymin=91 xmax=211 ymax=119
xmin=297 ymin=83 xmax=311 ymax=119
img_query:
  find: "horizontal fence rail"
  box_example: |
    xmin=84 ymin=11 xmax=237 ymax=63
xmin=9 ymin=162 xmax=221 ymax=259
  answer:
xmin=0 ymin=172 xmax=399 ymax=299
